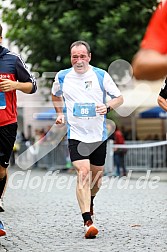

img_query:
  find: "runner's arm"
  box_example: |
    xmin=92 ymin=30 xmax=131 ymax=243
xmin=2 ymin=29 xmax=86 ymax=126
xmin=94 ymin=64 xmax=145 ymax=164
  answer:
xmin=132 ymin=49 xmax=167 ymax=80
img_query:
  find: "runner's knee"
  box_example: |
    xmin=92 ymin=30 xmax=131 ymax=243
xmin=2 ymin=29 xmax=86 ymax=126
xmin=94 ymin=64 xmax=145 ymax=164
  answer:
xmin=77 ymin=167 xmax=90 ymax=182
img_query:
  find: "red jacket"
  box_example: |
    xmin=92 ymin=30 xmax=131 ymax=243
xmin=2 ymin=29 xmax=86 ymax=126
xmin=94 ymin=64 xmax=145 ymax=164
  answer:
xmin=114 ymin=129 xmax=125 ymax=144
xmin=0 ymin=46 xmax=37 ymax=126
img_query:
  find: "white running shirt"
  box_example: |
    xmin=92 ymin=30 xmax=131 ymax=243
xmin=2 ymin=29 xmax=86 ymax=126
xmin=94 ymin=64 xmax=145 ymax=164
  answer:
xmin=52 ymin=65 xmax=121 ymax=143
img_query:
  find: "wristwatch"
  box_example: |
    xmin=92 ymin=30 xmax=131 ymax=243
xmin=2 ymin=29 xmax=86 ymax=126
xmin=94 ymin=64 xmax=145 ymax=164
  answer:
xmin=106 ymin=105 xmax=111 ymax=113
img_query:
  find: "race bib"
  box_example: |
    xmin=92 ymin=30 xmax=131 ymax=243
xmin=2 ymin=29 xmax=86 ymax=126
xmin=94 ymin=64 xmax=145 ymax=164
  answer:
xmin=73 ymin=103 xmax=96 ymax=118
xmin=0 ymin=92 xmax=6 ymax=109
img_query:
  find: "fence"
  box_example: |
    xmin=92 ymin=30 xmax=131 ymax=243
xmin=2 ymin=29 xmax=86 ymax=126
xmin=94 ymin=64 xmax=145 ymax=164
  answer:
xmin=14 ymin=140 xmax=167 ymax=172
xmin=105 ymin=140 xmax=167 ymax=173
xmin=125 ymin=142 xmax=167 ymax=170
xmin=15 ymin=138 xmax=68 ymax=170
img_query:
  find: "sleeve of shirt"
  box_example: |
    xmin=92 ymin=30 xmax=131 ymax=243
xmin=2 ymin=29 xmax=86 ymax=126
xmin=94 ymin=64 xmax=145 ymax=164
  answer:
xmin=51 ymin=72 xmax=63 ymax=97
xmin=15 ymin=56 xmax=37 ymax=93
xmin=159 ymin=79 xmax=167 ymax=99
xmin=141 ymin=2 xmax=167 ymax=54
xmin=103 ymin=72 xmax=121 ymax=99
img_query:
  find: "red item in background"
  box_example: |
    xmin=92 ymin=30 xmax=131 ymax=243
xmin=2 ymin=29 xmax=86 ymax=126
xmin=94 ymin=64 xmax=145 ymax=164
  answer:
xmin=141 ymin=1 xmax=167 ymax=54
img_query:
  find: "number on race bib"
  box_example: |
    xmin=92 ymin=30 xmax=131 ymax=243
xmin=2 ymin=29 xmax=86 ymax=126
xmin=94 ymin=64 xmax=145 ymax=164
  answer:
xmin=73 ymin=103 xmax=96 ymax=118
xmin=81 ymin=108 xmax=89 ymax=115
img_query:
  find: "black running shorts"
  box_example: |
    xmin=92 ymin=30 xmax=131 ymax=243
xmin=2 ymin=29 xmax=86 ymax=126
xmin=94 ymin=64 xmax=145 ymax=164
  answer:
xmin=68 ymin=139 xmax=107 ymax=166
xmin=0 ymin=123 xmax=18 ymax=168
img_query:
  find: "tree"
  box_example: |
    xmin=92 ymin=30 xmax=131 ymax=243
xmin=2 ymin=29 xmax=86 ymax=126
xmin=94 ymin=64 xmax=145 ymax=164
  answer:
xmin=0 ymin=0 xmax=158 ymax=74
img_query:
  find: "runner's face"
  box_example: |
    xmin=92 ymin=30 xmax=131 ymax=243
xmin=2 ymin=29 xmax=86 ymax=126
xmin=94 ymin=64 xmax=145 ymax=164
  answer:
xmin=71 ymin=45 xmax=91 ymax=74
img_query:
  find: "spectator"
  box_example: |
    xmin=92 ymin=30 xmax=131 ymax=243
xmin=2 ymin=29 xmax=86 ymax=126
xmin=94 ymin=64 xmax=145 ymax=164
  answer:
xmin=113 ymin=126 xmax=127 ymax=177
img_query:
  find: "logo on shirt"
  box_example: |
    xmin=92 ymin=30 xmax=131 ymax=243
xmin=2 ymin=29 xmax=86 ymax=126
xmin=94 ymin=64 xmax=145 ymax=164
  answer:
xmin=0 ymin=73 xmax=15 ymax=81
xmin=85 ymin=81 xmax=92 ymax=90
xmin=0 ymin=74 xmax=11 ymax=79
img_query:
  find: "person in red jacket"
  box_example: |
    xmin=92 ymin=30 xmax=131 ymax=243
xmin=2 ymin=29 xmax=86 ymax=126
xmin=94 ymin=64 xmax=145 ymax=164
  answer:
xmin=132 ymin=1 xmax=167 ymax=80
xmin=113 ymin=126 xmax=127 ymax=177
xmin=0 ymin=24 xmax=37 ymax=236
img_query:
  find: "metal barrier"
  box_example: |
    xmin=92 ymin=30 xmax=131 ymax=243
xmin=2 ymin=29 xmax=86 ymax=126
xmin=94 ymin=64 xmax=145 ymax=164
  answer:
xmin=105 ymin=140 xmax=167 ymax=173
xmin=125 ymin=141 xmax=167 ymax=171
xmin=16 ymin=139 xmax=68 ymax=170
xmin=15 ymin=140 xmax=167 ymax=172
xmin=36 ymin=139 xmax=68 ymax=170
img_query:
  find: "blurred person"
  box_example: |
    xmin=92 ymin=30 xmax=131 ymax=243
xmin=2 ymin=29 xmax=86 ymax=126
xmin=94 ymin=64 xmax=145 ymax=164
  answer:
xmin=45 ymin=125 xmax=54 ymax=142
xmin=52 ymin=40 xmax=123 ymax=238
xmin=0 ymin=24 xmax=37 ymax=236
xmin=158 ymin=77 xmax=167 ymax=111
xmin=113 ymin=126 xmax=127 ymax=177
xmin=104 ymin=123 xmax=115 ymax=176
xmin=9 ymin=142 xmax=20 ymax=167
xmin=132 ymin=1 xmax=167 ymax=80
xmin=30 ymin=129 xmax=44 ymax=168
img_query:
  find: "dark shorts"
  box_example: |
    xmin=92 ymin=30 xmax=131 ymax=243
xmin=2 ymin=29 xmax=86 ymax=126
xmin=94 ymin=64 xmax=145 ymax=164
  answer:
xmin=0 ymin=123 xmax=17 ymax=168
xmin=68 ymin=139 xmax=107 ymax=166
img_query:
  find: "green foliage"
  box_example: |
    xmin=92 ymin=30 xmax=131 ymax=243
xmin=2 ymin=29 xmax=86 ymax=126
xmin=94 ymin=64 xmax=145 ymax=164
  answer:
xmin=107 ymin=109 xmax=119 ymax=125
xmin=0 ymin=0 xmax=158 ymax=73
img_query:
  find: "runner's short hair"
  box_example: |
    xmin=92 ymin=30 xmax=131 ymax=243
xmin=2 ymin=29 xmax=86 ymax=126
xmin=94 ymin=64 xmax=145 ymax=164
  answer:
xmin=70 ymin=40 xmax=91 ymax=54
xmin=0 ymin=24 xmax=2 ymax=37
